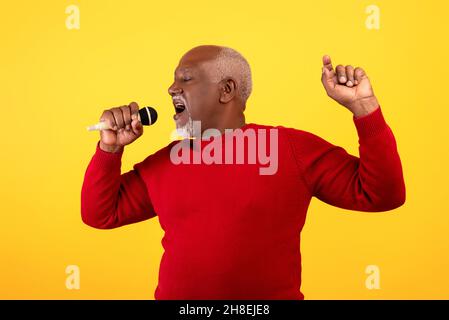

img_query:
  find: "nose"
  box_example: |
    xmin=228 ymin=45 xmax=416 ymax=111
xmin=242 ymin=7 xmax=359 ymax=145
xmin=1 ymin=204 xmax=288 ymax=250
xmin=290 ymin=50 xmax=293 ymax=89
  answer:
xmin=168 ymin=82 xmax=183 ymax=97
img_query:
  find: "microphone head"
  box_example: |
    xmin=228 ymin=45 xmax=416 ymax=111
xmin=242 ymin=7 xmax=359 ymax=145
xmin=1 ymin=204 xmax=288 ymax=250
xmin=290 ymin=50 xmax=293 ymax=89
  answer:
xmin=139 ymin=107 xmax=158 ymax=126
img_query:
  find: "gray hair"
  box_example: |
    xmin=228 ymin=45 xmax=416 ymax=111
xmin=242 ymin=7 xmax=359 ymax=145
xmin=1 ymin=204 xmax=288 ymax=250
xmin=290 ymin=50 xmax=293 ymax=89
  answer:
xmin=207 ymin=47 xmax=253 ymax=104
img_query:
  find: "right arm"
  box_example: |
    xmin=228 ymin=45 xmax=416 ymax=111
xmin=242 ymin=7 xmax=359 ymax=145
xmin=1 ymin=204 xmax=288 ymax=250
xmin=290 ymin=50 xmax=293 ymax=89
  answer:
xmin=81 ymin=102 xmax=156 ymax=229
xmin=81 ymin=142 xmax=156 ymax=229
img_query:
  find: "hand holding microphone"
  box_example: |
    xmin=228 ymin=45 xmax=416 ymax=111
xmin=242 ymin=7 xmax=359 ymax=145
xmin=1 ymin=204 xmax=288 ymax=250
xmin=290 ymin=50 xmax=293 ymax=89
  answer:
xmin=88 ymin=102 xmax=158 ymax=153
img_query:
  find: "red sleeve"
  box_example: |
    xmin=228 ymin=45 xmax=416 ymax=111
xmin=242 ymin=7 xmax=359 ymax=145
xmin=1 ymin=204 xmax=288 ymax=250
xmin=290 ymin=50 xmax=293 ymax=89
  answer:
xmin=286 ymin=106 xmax=406 ymax=212
xmin=81 ymin=141 xmax=156 ymax=229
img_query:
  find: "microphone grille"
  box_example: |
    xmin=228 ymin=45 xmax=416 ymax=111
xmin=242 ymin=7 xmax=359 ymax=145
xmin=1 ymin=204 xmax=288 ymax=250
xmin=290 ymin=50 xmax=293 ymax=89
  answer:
xmin=139 ymin=107 xmax=158 ymax=126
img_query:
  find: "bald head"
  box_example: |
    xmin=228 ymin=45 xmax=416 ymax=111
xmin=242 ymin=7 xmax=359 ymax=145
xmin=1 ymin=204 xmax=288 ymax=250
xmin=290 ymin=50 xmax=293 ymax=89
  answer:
xmin=181 ymin=45 xmax=253 ymax=104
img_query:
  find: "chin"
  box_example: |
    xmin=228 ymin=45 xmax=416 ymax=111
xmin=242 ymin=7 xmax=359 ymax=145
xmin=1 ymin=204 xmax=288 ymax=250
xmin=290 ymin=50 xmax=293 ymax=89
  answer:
xmin=175 ymin=120 xmax=194 ymax=138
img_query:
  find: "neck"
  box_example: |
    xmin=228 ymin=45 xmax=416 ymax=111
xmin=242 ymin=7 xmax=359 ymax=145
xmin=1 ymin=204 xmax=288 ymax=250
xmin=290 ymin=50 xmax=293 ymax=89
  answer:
xmin=191 ymin=103 xmax=247 ymax=140
xmin=214 ymin=112 xmax=246 ymax=134
xmin=196 ymin=112 xmax=246 ymax=142
xmin=214 ymin=102 xmax=246 ymax=133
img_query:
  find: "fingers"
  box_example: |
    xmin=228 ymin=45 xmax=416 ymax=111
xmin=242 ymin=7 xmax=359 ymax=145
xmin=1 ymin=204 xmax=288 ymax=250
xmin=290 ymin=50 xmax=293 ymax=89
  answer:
xmin=128 ymin=101 xmax=139 ymax=131
xmin=121 ymin=105 xmax=132 ymax=131
xmin=129 ymin=101 xmax=139 ymax=115
xmin=100 ymin=102 xmax=140 ymax=131
xmin=345 ymin=65 xmax=354 ymax=87
xmin=111 ymin=107 xmax=125 ymax=131
xmin=329 ymin=60 xmax=365 ymax=87
xmin=336 ymin=65 xmax=346 ymax=84
xmin=100 ymin=110 xmax=117 ymax=131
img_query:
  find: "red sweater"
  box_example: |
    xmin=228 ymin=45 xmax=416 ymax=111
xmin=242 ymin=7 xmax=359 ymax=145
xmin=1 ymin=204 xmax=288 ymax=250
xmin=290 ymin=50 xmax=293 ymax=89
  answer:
xmin=81 ymin=106 xmax=405 ymax=300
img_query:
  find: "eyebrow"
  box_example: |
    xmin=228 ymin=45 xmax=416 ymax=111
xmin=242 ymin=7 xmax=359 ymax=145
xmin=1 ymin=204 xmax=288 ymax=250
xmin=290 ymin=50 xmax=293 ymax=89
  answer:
xmin=174 ymin=67 xmax=192 ymax=75
xmin=174 ymin=69 xmax=199 ymax=81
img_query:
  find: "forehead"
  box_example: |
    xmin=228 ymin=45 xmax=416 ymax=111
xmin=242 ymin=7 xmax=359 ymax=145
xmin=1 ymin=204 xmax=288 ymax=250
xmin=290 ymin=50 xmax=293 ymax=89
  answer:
xmin=175 ymin=49 xmax=219 ymax=75
xmin=174 ymin=61 xmax=213 ymax=78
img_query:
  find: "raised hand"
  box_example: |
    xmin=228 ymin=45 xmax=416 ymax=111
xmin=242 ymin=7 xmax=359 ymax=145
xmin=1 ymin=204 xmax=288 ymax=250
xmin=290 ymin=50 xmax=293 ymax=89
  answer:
xmin=321 ymin=55 xmax=379 ymax=117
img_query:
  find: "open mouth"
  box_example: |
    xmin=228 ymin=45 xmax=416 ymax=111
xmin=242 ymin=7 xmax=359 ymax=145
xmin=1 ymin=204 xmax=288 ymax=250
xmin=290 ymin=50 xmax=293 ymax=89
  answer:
xmin=174 ymin=103 xmax=186 ymax=114
xmin=173 ymin=98 xmax=187 ymax=120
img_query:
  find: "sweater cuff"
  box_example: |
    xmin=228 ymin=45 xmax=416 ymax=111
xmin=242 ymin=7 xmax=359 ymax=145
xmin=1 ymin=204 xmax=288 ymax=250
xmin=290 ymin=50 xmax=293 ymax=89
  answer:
xmin=353 ymin=106 xmax=388 ymax=140
xmin=93 ymin=140 xmax=123 ymax=169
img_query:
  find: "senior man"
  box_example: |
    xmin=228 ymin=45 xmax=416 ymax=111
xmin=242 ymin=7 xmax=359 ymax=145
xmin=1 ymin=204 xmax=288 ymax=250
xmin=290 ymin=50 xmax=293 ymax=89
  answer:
xmin=81 ymin=45 xmax=405 ymax=299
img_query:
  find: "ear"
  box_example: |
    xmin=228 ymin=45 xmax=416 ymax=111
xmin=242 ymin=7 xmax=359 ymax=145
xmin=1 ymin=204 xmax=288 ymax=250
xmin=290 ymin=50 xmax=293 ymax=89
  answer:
xmin=219 ymin=77 xmax=237 ymax=104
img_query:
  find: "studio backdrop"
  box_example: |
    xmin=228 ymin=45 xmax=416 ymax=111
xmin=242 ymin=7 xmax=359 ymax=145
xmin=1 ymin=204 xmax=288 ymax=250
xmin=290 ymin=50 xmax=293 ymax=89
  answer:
xmin=1 ymin=0 xmax=448 ymax=299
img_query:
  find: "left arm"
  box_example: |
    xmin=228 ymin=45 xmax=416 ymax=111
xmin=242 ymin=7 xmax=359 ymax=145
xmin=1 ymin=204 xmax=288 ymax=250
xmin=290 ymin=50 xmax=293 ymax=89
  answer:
xmin=288 ymin=106 xmax=406 ymax=212
xmin=294 ymin=55 xmax=406 ymax=211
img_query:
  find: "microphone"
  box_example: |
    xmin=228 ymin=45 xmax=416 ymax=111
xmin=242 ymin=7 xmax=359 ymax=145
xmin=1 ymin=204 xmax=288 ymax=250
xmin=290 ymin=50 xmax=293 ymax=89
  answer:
xmin=86 ymin=106 xmax=158 ymax=131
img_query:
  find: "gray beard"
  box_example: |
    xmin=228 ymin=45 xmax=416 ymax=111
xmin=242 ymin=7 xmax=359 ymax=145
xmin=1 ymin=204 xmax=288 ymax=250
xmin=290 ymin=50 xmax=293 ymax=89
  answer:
xmin=176 ymin=114 xmax=194 ymax=139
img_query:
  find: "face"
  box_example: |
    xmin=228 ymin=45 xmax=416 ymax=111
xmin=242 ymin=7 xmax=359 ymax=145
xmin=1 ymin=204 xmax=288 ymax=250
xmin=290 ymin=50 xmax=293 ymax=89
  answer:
xmin=168 ymin=49 xmax=222 ymax=135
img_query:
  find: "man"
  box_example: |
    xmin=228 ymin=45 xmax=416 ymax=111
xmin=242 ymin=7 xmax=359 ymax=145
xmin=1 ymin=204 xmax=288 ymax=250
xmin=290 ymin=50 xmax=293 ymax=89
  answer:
xmin=81 ymin=45 xmax=405 ymax=299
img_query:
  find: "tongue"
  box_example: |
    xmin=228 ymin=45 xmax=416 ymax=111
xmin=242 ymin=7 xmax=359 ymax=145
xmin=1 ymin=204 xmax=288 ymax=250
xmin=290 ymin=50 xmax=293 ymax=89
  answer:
xmin=174 ymin=111 xmax=185 ymax=121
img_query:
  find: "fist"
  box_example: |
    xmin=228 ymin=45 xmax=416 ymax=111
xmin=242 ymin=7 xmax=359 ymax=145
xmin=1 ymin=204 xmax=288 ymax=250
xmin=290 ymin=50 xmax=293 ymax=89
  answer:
xmin=99 ymin=102 xmax=143 ymax=153
xmin=321 ymin=55 xmax=379 ymax=117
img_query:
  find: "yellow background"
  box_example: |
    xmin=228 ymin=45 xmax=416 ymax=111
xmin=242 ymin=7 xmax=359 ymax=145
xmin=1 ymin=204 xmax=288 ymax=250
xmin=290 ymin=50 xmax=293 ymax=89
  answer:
xmin=1 ymin=0 xmax=448 ymax=299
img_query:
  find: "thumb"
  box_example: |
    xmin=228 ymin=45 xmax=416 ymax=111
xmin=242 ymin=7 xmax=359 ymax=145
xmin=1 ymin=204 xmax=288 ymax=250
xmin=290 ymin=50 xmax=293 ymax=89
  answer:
xmin=131 ymin=118 xmax=143 ymax=136
xmin=321 ymin=67 xmax=336 ymax=93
